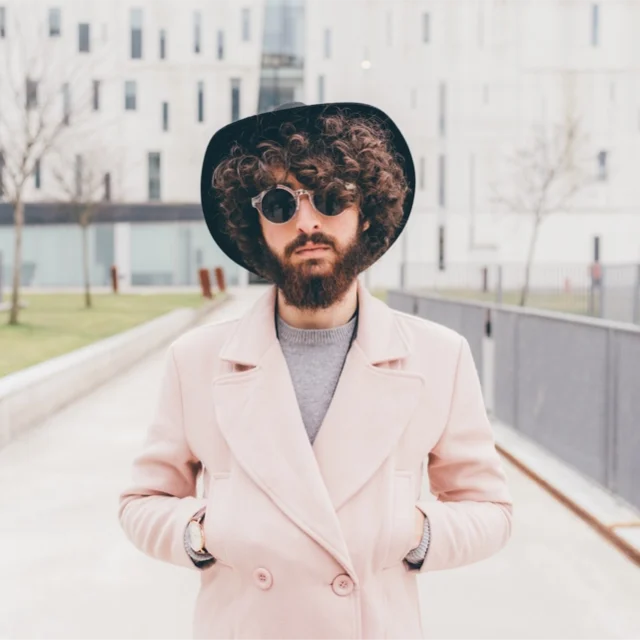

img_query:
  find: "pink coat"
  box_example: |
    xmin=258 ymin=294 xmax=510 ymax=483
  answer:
xmin=118 ymin=282 xmax=512 ymax=639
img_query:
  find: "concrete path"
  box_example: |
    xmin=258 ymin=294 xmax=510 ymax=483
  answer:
xmin=1 ymin=286 xmax=639 ymax=639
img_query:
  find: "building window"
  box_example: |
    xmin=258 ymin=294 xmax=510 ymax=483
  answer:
xmin=148 ymin=152 xmax=161 ymax=201
xmin=217 ymin=30 xmax=225 ymax=59
xmin=318 ymin=75 xmax=325 ymax=103
xmin=591 ymin=4 xmax=599 ymax=47
xmin=49 ymin=8 xmax=61 ymax=37
xmin=231 ymin=78 xmax=241 ymax=122
xmin=324 ymin=28 xmax=331 ymax=59
xmin=78 ymin=23 xmax=90 ymax=52
xmin=159 ymin=29 xmax=166 ymax=59
xmin=104 ymin=172 xmax=111 ymax=201
xmin=439 ymin=81 xmax=446 ymax=136
xmin=386 ymin=10 xmax=393 ymax=46
xmin=241 ymin=8 xmax=250 ymax=42
xmin=26 ymin=78 xmax=38 ymax=109
xmin=0 ymin=6 xmax=6 ymax=38
xmin=194 ymin=11 xmax=201 ymax=53
xmin=131 ymin=8 xmax=143 ymax=59
xmin=162 ymin=101 xmax=169 ymax=131
xmin=422 ymin=12 xmax=430 ymax=43
xmin=438 ymin=225 xmax=445 ymax=271
xmin=92 ymin=80 xmax=101 ymax=111
xmin=62 ymin=83 xmax=70 ymax=124
xmin=75 ymin=154 xmax=83 ymax=197
xmin=438 ymin=154 xmax=446 ymax=207
xmin=0 ymin=151 xmax=4 ymax=197
xmin=197 ymin=81 xmax=204 ymax=122
xmin=125 ymin=81 xmax=137 ymax=111
xmin=419 ymin=157 xmax=425 ymax=190
xmin=34 ymin=159 xmax=41 ymax=189
xmin=597 ymin=150 xmax=608 ymax=180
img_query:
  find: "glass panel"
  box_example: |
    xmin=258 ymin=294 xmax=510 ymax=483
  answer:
xmin=131 ymin=8 xmax=143 ymax=58
xmin=125 ymin=80 xmax=137 ymax=110
xmin=422 ymin=13 xmax=430 ymax=43
xmin=231 ymin=78 xmax=241 ymax=121
xmin=148 ymin=152 xmax=161 ymax=201
xmin=217 ymin=30 xmax=224 ymax=59
xmin=241 ymin=7 xmax=250 ymax=41
xmin=78 ymin=23 xmax=90 ymax=52
xmin=49 ymin=8 xmax=61 ymax=36
xmin=197 ymin=81 xmax=204 ymax=122
xmin=0 ymin=224 xmax=114 ymax=287
xmin=194 ymin=11 xmax=201 ymax=53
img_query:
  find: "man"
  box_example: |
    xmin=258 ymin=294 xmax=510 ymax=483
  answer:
xmin=118 ymin=102 xmax=512 ymax=639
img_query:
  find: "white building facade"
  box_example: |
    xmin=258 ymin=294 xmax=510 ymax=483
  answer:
xmin=1 ymin=0 xmax=639 ymax=291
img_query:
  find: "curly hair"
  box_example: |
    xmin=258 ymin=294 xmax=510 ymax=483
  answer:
xmin=211 ymin=109 xmax=410 ymax=276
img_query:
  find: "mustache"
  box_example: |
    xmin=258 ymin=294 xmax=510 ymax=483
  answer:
xmin=285 ymin=233 xmax=336 ymax=257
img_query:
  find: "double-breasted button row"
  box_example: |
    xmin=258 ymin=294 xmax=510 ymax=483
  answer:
xmin=252 ymin=569 xmax=354 ymax=596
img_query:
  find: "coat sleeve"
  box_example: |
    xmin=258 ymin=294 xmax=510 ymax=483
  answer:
xmin=117 ymin=344 xmax=208 ymax=571
xmin=415 ymin=336 xmax=513 ymax=573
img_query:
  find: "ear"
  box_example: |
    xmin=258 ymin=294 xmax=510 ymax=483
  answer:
xmin=362 ymin=218 xmax=371 ymax=232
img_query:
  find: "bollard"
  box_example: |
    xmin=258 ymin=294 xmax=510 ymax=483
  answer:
xmin=214 ymin=267 xmax=226 ymax=293
xmin=199 ymin=268 xmax=213 ymax=299
xmin=110 ymin=265 xmax=119 ymax=294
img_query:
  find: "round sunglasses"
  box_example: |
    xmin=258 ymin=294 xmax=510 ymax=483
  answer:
xmin=251 ymin=181 xmax=357 ymax=225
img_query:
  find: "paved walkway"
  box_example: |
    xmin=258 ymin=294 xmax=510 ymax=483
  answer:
xmin=0 ymin=287 xmax=639 ymax=639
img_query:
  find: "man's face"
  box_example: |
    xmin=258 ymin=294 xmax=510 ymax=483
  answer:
xmin=256 ymin=168 xmax=370 ymax=310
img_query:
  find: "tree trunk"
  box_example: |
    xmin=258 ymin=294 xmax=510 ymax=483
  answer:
xmin=82 ymin=222 xmax=92 ymax=309
xmin=520 ymin=213 xmax=542 ymax=307
xmin=9 ymin=199 xmax=25 ymax=325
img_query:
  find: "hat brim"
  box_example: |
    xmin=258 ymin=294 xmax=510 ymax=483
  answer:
xmin=200 ymin=102 xmax=415 ymax=277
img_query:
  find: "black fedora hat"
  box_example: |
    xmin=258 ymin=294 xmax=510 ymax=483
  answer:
xmin=200 ymin=101 xmax=415 ymax=276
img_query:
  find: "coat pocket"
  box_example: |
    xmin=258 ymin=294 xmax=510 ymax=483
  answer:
xmin=203 ymin=472 xmax=231 ymax=565
xmin=383 ymin=471 xmax=418 ymax=568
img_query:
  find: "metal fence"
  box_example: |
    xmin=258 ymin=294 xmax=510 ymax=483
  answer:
xmin=398 ymin=262 xmax=640 ymax=326
xmin=388 ymin=289 xmax=640 ymax=511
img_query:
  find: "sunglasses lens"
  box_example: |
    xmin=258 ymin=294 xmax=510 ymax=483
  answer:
xmin=261 ymin=187 xmax=297 ymax=223
xmin=313 ymin=184 xmax=349 ymax=217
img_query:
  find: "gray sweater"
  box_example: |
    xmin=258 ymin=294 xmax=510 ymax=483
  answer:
xmin=185 ymin=310 xmax=430 ymax=568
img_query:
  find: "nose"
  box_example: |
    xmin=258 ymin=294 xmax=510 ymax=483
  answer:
xmin=295 ymin=193 xmax=322 ymax=234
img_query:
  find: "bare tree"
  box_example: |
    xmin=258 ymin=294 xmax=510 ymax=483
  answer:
xmin=0 ymin=15 xmax=98 ymax=324
xmin=49 ymin=147 xmax=113 ymax=309
xmin=491 ymin=111 xmax=597 ymax=306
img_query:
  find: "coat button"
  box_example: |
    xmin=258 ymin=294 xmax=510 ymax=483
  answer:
xmin=253 ymin=568 xmax=273 ymax=590
xmin=331 ymin=574 xmax=354 ymax=596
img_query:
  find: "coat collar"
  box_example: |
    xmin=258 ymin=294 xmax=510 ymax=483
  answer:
xmin=218 ymin=279 xmax=410 ymax=368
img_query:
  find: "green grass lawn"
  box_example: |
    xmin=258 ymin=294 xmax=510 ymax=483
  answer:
xmin=0 ymin=293 xmax=206 ymax=378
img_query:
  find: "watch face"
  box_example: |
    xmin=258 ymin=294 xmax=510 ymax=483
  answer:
xmin=188 ymin=521 xmax=205 ymax=552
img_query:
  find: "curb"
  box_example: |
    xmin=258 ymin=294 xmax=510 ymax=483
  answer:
xmin=493 ymin=420 xmax=640 ymax=567
xmin=0 ymin=293 xmax=230 ymax=449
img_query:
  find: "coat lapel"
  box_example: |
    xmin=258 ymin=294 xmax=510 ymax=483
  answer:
xmin=312 ymin=282 xmax=426 ymax=511
xmin=212 ymin=281 xmax=425 ymax=576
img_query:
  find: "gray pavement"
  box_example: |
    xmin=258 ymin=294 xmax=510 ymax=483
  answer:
xmin=0 ymin=287 xmax=639 ymax=639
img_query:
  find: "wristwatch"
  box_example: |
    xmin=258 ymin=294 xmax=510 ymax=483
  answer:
xmin=187 ymin=507 xmax=208 ymax=555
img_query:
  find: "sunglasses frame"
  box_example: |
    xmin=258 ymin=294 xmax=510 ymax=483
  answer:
xmin=250 ymin=182 xmax=357 ymax=225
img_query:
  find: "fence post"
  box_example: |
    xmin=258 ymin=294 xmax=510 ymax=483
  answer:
xmin=198 ymin=268 xmax=212 ymax=299
xmin=633 ymin=264 xmax=640 ymax=325
xmin=214 ymin=267 xmax=226 ymax=293
xmin=110 ymin=265 xmax=119 ymax=294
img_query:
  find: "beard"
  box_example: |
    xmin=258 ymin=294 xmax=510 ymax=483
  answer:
xmin=257 ymin=226 xmax=370 ymax=310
